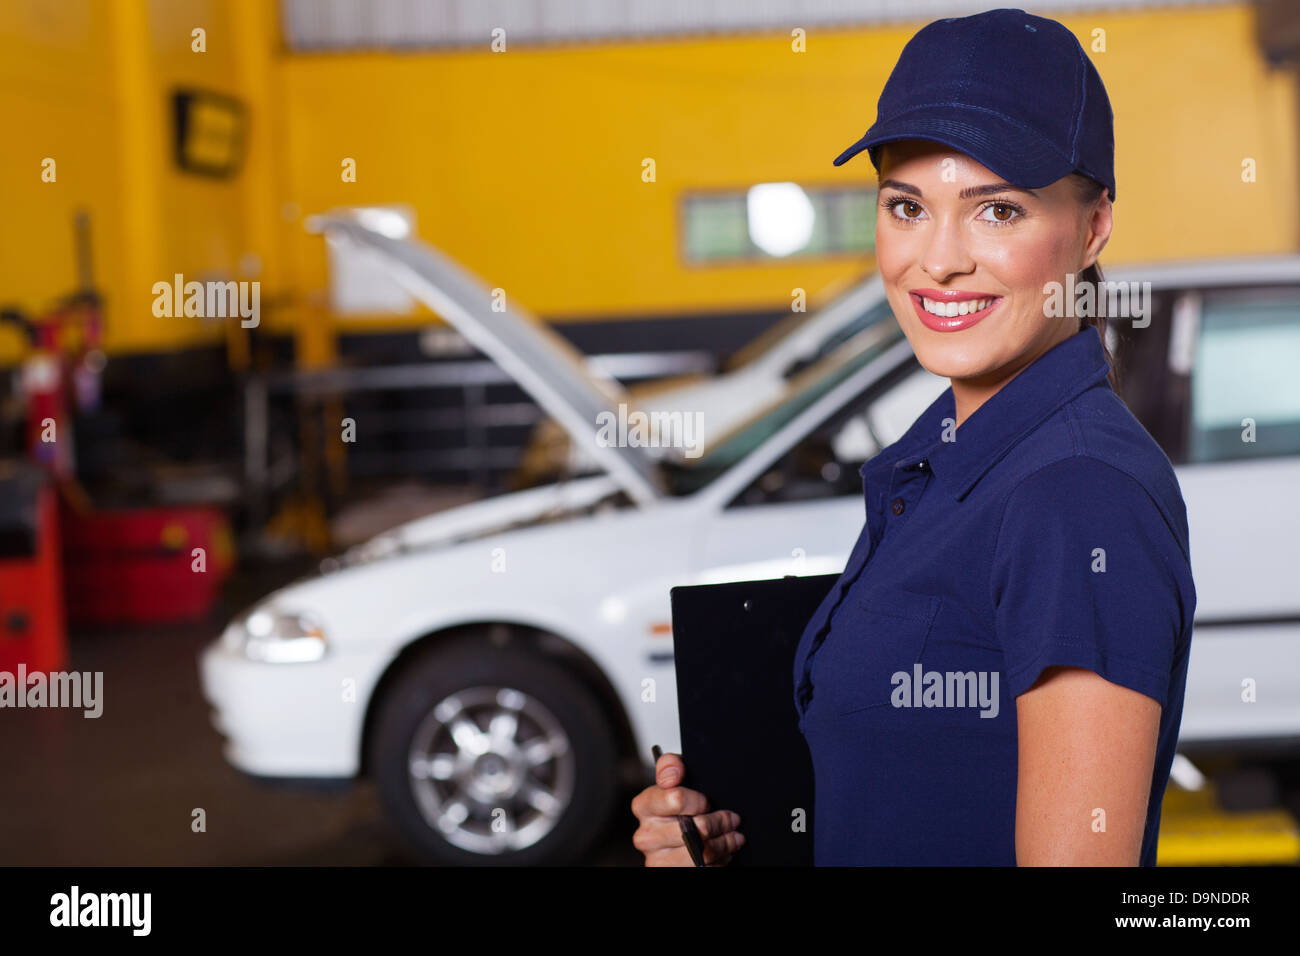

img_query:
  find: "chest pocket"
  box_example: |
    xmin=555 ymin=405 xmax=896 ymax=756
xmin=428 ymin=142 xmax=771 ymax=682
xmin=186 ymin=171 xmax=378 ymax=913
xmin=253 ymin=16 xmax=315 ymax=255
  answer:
xmin=813 ymin=584 xmax=942 ymax=716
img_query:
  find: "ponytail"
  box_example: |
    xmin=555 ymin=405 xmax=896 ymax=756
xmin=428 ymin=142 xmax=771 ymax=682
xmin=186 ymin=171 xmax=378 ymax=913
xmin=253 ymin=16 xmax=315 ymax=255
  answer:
xmin=1069 ymin=174 xmax=1120 ymax=393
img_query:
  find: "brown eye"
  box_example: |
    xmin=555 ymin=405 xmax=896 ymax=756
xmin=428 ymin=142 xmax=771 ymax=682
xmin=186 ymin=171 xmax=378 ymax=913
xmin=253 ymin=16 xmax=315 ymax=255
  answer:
xmin=977 ymin=201 xmax=1023 ymax=225
xmin=886 ymin=199 xmax=923 ymax=220
xmin=882 ymin=196 xmax=929 ymax=222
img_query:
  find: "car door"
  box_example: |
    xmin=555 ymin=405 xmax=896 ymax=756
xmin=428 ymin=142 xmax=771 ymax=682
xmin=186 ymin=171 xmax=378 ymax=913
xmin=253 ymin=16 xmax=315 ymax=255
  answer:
xmin=691 ymin=427 xmax=867 ymax=587
xmin=690 ymin=364 xmax=949 ymax=585
xmin=1115 ymin=281 xmax=1300 ymax=746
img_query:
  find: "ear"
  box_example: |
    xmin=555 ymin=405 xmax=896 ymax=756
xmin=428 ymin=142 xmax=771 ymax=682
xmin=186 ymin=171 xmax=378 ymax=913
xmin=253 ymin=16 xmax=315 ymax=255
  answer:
xmin=1081 ymin=193 xmax=1113 ymax=269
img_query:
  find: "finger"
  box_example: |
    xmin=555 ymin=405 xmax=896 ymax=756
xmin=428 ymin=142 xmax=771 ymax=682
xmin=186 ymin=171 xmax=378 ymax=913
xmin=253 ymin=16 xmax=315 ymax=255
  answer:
xmin=653 ymin=785 xmax=711 ymax=818
xmin=632 ymin=816 xmax=693 ymax=855
xmin=629 ymin=783 xmax=657 ymax=820
xmin=632 ymin=806 xmax=737 ymax=856
xmin=642 ymin=845 xmax=699 ymax=867
xmin=691 ymin=809 xmax=741 ymax=841
xmin=630 ymin=780 xmax=707 ymax=819
xmin=654 ymin=752 xmax=686 ymax=788
xmin=701 ymin=829 xmax=746 ymax=865
xmin=636 ymin=819 xmax=745 ymax=865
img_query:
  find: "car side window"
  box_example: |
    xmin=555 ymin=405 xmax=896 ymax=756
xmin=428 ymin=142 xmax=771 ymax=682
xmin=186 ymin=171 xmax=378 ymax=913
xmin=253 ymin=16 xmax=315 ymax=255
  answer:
xmin=728 ymin=402 xmax=879 ymax=507
xmin=1187 ymin=286 xmax=1300 ymax=463
xmin=1112 ymin=290 xmax=1189 ymax=461
xmin=726 ymin=363 xmax=940 ymax=508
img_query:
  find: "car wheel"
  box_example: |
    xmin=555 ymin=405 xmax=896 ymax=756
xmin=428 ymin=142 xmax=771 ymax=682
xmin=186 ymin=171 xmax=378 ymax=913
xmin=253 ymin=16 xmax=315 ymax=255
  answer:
xmin=370 ymin=639 xmax=618 ymax=865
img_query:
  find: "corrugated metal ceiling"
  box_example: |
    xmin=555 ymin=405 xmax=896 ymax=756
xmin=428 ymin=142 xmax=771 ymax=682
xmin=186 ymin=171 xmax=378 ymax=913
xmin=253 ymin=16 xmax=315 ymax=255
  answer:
xmin=280 ymin=0 xmax=1234 ymax=51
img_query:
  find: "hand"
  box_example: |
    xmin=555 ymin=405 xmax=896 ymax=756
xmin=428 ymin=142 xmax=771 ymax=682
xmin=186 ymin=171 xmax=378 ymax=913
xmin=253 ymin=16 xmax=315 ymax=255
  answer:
xmin=630 ymin=750 xmax=745 ymax=866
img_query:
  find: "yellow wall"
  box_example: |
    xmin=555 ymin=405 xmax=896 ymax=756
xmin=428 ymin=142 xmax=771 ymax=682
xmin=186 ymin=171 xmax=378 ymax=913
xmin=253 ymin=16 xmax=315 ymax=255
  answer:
xmin=1 ymin=0 xmax=256 ymax=362
xmin=3 ymin=2 xmax=1297 ymax=359
xmin=0 ymin=0 xmax=122 ymax=360
xmin=278 ymin=3 xmax=1299 ymax=333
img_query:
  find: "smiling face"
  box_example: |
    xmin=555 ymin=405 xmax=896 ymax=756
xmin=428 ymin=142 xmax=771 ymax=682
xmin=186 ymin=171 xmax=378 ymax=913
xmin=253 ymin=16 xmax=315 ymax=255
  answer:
xmin=874 ymin=139 xmax=1112 ymax=407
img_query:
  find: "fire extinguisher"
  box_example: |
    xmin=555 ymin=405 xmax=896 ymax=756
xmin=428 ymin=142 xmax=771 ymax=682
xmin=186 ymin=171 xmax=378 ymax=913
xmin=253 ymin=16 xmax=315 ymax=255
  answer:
xmin=23 ymin=320 xmax=72 ymax=477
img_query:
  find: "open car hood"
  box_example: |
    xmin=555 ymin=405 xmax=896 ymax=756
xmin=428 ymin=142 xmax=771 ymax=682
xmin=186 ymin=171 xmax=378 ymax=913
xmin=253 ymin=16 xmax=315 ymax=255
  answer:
xmin=306 ymin=210 xmax=665 ymax=506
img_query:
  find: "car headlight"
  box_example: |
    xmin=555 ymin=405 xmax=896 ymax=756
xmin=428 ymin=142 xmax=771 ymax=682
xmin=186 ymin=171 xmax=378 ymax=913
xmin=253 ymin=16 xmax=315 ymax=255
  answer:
xmin=225 ymin=608 xmax=329 ymax=663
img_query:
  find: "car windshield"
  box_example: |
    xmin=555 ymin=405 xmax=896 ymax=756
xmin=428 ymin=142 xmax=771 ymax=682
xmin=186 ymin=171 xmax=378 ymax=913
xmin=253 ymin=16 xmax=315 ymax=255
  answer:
xmin=660 ymin=318 xmax=908 ymax=495
xmin=724 ymin=273 xmax=890 ymax=380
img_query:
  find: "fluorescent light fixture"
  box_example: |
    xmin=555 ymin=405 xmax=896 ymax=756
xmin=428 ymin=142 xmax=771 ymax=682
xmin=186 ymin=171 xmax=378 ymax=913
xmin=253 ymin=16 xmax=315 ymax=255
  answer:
xmin=747 ymin=182 xmax=815 ymax=257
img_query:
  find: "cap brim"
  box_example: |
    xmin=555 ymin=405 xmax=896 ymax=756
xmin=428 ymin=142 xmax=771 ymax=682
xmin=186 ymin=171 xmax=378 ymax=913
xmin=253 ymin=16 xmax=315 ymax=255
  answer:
xmin=831 ymin=137 xmax=873 ymax=167
xmin=831 ymin=106 xmax=1075 ymax=191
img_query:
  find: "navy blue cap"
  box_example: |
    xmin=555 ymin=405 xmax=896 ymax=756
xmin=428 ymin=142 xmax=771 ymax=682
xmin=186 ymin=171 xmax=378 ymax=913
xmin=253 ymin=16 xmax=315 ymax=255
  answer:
xmin=833 ymin=8 xmax=1115 ymax=202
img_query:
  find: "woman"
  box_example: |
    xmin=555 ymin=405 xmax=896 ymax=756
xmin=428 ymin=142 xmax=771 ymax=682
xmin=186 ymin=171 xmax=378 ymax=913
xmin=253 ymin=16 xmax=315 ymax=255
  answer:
xmin=631 ymin=8 xmax=1196 ymax=866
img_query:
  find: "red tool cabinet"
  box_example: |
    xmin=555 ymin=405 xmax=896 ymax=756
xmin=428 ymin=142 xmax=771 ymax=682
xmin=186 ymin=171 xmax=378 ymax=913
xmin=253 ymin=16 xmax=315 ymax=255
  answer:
xmin=0 ymin=466 xmax=67 ymax=674
xmin=61 ymin=505 xmax=234 ymax=625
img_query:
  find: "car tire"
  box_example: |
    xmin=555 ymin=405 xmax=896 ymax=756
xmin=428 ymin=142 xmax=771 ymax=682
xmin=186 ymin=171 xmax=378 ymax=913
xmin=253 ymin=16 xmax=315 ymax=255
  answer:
xmin=370 ymin=638 xmax=618 ymax=865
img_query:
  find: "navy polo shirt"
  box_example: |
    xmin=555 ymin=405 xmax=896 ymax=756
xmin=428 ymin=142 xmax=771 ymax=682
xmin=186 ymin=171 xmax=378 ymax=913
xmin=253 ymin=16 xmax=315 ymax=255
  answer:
xmin=791 ymin=328 xmax=1196 ymax=866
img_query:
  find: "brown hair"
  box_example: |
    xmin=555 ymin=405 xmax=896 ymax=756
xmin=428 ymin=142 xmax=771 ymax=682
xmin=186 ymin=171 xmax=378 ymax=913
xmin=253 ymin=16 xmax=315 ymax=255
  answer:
xmin=1068 ymin=173 xmax=1120 ymax=392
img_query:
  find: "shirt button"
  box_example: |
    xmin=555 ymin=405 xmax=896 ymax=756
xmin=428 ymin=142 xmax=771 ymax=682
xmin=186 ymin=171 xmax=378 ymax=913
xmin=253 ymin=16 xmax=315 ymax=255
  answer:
xmin=891 ymin=497 xmax=905 ymax=515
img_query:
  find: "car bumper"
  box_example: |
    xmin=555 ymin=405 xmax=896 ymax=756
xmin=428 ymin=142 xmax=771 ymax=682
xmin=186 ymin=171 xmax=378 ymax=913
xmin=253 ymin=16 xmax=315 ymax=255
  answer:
xmin=198 ymin=641 xmax=365 ymax=778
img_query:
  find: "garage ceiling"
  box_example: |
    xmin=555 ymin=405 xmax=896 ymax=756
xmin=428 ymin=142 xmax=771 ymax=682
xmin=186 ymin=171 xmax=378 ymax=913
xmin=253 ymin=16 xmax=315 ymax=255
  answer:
xmin=280 ymin=0 xmax=1236 ymax=51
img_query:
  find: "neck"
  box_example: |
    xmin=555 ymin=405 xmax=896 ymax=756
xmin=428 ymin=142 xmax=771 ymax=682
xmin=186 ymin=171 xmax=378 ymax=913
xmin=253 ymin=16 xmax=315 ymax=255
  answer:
xmin=950 ymin=324 xmax=1076 ymax=429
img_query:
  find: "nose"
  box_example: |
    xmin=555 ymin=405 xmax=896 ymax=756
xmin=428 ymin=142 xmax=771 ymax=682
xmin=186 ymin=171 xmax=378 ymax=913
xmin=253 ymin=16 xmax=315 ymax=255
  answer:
xmin=920 ymin=215 xmax=975 ymax=282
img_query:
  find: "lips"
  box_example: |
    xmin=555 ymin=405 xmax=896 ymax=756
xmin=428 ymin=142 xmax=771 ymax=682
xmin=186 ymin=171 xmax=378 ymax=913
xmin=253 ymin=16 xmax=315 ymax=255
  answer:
xmin=909 ymin=290 xmax=1002 ymax=333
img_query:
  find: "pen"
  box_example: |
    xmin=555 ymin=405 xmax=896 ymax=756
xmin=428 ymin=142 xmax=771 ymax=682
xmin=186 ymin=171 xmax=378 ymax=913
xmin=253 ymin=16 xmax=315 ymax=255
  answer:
xmin=651 ymin=744 xmax=707 ymax=867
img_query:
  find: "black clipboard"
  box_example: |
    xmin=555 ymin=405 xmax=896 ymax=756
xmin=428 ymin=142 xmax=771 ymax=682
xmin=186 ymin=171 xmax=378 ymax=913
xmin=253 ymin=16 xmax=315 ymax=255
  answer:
xmin=669 ymin=573 xmax=837 ymax=866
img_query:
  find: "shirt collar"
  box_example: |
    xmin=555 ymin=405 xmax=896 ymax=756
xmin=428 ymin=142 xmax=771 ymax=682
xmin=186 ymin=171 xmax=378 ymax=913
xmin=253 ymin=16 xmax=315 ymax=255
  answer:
xmin=859 ymin=328 xmax=1112 ymax=501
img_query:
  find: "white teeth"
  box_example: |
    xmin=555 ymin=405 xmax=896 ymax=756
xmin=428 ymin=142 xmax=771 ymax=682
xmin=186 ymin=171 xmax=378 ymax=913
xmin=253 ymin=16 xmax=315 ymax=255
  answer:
xmin=920 ymin=296 xmax=993 ymax=317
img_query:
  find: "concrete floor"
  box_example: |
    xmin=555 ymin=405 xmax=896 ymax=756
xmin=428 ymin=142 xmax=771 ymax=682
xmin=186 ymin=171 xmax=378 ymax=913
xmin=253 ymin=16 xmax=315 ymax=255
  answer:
xmin=0 ymin=566 xmax=641 ymax=866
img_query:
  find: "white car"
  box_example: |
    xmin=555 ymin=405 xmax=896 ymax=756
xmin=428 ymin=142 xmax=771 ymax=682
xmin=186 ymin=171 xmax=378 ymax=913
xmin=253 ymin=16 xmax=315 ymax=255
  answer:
xmin=200 ymin=218 xmax=1300 ymax=864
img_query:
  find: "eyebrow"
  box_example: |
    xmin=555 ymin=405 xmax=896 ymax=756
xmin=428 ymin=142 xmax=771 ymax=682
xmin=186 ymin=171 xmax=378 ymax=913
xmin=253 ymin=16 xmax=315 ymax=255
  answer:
xmin=878 ymin=178 xmax=1040 ymax=200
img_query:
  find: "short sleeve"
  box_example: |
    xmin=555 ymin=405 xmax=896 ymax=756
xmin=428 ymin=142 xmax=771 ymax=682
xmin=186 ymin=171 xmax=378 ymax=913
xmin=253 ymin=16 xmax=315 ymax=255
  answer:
xmin=989 ymin=456 xmax=1187 ymax=706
